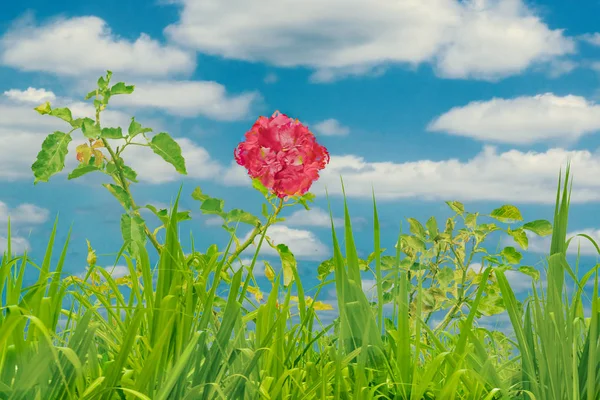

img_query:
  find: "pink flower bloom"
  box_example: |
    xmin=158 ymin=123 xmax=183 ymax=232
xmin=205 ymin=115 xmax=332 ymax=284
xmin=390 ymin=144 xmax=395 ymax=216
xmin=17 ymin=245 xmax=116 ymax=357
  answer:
xmin=234 ymin=111 xmax=329 ymax=198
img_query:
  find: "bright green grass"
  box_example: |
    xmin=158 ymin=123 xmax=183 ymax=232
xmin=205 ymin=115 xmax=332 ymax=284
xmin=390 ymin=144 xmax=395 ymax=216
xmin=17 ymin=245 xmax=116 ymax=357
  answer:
xmin=0 ymin=167 xmax=599 ymax=400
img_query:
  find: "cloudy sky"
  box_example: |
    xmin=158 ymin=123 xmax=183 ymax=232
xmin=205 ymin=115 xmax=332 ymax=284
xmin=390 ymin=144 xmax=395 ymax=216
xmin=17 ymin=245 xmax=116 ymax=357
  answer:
xmin=1 ymin=0 xmax=600 ymax=311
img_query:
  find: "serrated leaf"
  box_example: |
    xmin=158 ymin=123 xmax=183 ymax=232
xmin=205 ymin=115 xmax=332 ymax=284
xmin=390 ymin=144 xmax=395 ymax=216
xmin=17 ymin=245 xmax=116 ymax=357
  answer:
xmin=68 ymin=164 xmax=100 ymax=180
xmin=465 ymin=212 xmax=478 ymax=229
xmin=128 ymin=117 xmax=152 ymax=137
xmin=191 ymin=187 xmax=209 ymax=202
xmin=120 ymin=214 xmax=146 ymax=255
xmin=426 ymin=216 xmax=439 ymax=239
xmin=84 ymin=90 xmax=97 ymax=100
xmin=200 ymin=198 xmax=224 ymax=215
xmin=226 ymin=209 xmax=260 ymax=226
xmin=407 ymin=218 xmax=426 ymax=238
xmin=101 ymin=127 xmax=123 ymax=139
xmin=508 ymin=227 xmax=528 ymax=250
xmin=437 ymin=266 xmax=454 ymax=287
xmin=149 ymin=132 xmax=187 ymax=174
xmin=81 ymin=118 xmax=101 ymax=138
xmin=522 ymin=220 xmax=552 ymax=237
xmin=252 ymin=179 xmax=269 ymax=195
xmin=274 ymin=244 xmax=296 ymax=287
xmin=110 ymin=82 xmax=135 ymax=95
xmin=264 ymin=261 xmax=275 ymax=282
xmin=490 ymin=205 xmax=523 ymax=223
xmin=34 ymin=102 xmax=51 ymax=115
xmin=518 ymin=266 xmax=540 ymax=281
xmin=49 ymin=107 xmax=73 ymax=123
xmin=31 ymin=131 xmax=72 ymax=183
xmin=446 ymin=201 xmax=465 ymax=215
xmin=121 ymin=165 xmax=138 ymax=182
xmin=103 ymin=184 xmax=132 ymax=210
xmin=501 ymin=246 xmax=522 ymax=264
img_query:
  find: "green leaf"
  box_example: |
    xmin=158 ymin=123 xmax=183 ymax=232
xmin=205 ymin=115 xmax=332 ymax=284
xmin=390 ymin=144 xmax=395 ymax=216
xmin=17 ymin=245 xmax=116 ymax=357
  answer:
xmin=31 ymin=131 xmax=72 ymax=184
xmin=402 ymin=235 xmax=426 ymax=252
xmin=100 ymin=127 xmax=123 ymax=139
xmin=407 ymin=218 xmax=426 ymax=238
xmin=97 ymin=76 xmax=108 ymax=90
xmin=490 ymin=205 xmax=523 ymax=223
xmin=465 ymin=212 xmax=478 ymax=229
xmin=226 ymin=209 xmax=260 ymax=226
xmin=34 ymin=102 xmax=51 ymax=115
xmin=128 ymin=117 xmax=152 ymax=137
xmin=110 ymin=82 xmax=135 ymax=96
xmin=261 ymin=203 xmax=269 ymax=219
xmin=49 ymin=107 xmax=73 ymax=123
xmin=200 ymin=198 xmax=224 ymax=215
xmin=518 ymin=266 xmax=540 ymax=281
xmin=70 ymin=118 xmax=84 ymax=129
xmin=522 ymin=220 xmax=553 ymax=237
xmin=68 ymin=164 xmax=100 ymax=180
xmin=120 ymin=214 xmax=146 ymax=255
xmin=426 ymin=216 xmax=439 ymax=239
xmin=191 ymin=187 xmax=209 ymax=202
xmin=81 ymin=118 xmax=101 ymax=138
xmin=121 ymin=165 xmax=138 ymax=182
xmin=275 ymin=244 xmax=297 ymax=287
xmin=317 ymin=259 xmax=334 ymax=280
xmin=103 ymin=184 xmax=133 ymax=210
xmin=149 ymin=132 xmax=187 ymax=174
xmin=252 ymin=179 xmax=269 ymax=196
xmin=437 ymin=266 xmax=454 ymax=287
xmin=501 ymin=246 xmax=522 ymax=264
xmin=507 ymin=227 xmax=528 ymax=250
xmin=446 ymin=201 xmax=465 ymax=215
xmin=84 ymin=90 xmax=97 ymax=100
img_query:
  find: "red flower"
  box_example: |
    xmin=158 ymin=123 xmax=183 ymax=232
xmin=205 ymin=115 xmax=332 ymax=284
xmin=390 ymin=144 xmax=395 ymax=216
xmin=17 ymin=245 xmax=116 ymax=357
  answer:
xmin=234 ymin=111 xmax=330 ymax=198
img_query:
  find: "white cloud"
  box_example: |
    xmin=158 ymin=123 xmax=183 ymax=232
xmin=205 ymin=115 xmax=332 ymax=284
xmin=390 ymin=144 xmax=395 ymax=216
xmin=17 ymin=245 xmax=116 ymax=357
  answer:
xmin=1 ymin=16 xmax=195 ymax=77
xmin=526 ymin=229 xmax=600 ymax=256
xmin=241 ymin=225 xmax=329 ymax=260
xmin=263 ymin=73 xmax=278 ymax=84
xmin=0 ymin=202 xmax=49 ymax=225
xmin=312 ymin=119 xmax=350 ymax=136
xmin=284 ymin=207 xmax=343 ymax=228
xmin=314 ymin=146 xmax=600 ymax=204
xmin=428 ymin=93 xmax=600 ymax=145
xmin=222 ymin=145 xmax=600 ymax=204
xmin=103 ymin=265 xmax=130 ymax=279
xmin=110 ymin=80 xmax=260 ymax=120
xmin=0 ymin=236 xmax=30 ymax=254
xmin=4 ymin=88 xmax=56 ymax=103
xmin=581 ymin=33 xmax=600 ymax=46
xmin=165 ymin=0 xmax=574 ymax=82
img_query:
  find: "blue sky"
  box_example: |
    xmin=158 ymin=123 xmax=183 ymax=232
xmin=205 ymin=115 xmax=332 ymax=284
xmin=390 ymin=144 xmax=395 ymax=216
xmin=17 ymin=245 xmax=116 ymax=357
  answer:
xmin=1 ymin=0 xmax=600 ymax=327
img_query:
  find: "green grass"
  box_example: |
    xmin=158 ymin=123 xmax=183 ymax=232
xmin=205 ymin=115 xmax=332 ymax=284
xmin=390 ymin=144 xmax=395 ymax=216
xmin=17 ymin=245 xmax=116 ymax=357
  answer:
xmin=0 ymin=166 xmax=599 ymax=400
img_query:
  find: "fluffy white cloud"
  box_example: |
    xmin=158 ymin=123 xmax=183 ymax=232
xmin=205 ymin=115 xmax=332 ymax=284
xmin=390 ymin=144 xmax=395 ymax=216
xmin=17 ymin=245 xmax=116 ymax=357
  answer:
xmin=428 ymin=94 xmax=600 ymax=144
xmin=165 ymin=0 xmax=574 ymax=81
xmin=241 ymin=225 xmax=329 ymax=260
xmin=304 ymin=146 xmax=600 ymax=204
xmin=526 ymin=228 xmax=600 ymax=256
xmin=581 ymin=33 xmax=600 ymax=46
xmin=4 ymin=88 xmax=56 ymax=103
xmin=312 ymin=119 xmax=350 ymax=136
xmin=0 ymin=202 xmax=49 ymax=225
xmin=110 ymin=80 xmax=260 ymax=120
xmin=0 ymin=236 xmax=30 ymax=254
xmin=263 ymin=73 xmax=278 ymax=84
xmin=284 ymin=207 xmax=343 ymax=228
xmin=219 ymin=143 xmax=600 ymax=205
xmin=1 ymin=16 xmax=195 ymax=77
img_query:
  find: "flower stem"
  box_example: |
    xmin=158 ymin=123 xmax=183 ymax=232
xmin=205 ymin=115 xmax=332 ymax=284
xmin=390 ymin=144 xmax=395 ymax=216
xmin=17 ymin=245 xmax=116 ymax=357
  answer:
xmin=225 ymin=198 xmax=284 ymax=267
xmin=102 ymin=138 xmax=163 ymax=254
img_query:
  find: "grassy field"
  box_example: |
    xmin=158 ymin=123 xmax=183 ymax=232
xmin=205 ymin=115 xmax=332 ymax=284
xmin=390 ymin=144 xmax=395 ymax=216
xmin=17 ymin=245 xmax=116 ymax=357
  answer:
xmin=0 ymin=166 xmax=599 ymax=400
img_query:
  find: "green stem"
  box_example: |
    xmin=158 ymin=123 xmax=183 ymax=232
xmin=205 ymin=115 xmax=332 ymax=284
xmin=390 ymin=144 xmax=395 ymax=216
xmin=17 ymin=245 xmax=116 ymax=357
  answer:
xmin=102 ymin=138 xmax=163 ymax=255
xmin=225 ymin=198 xmax=284 ymax=267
